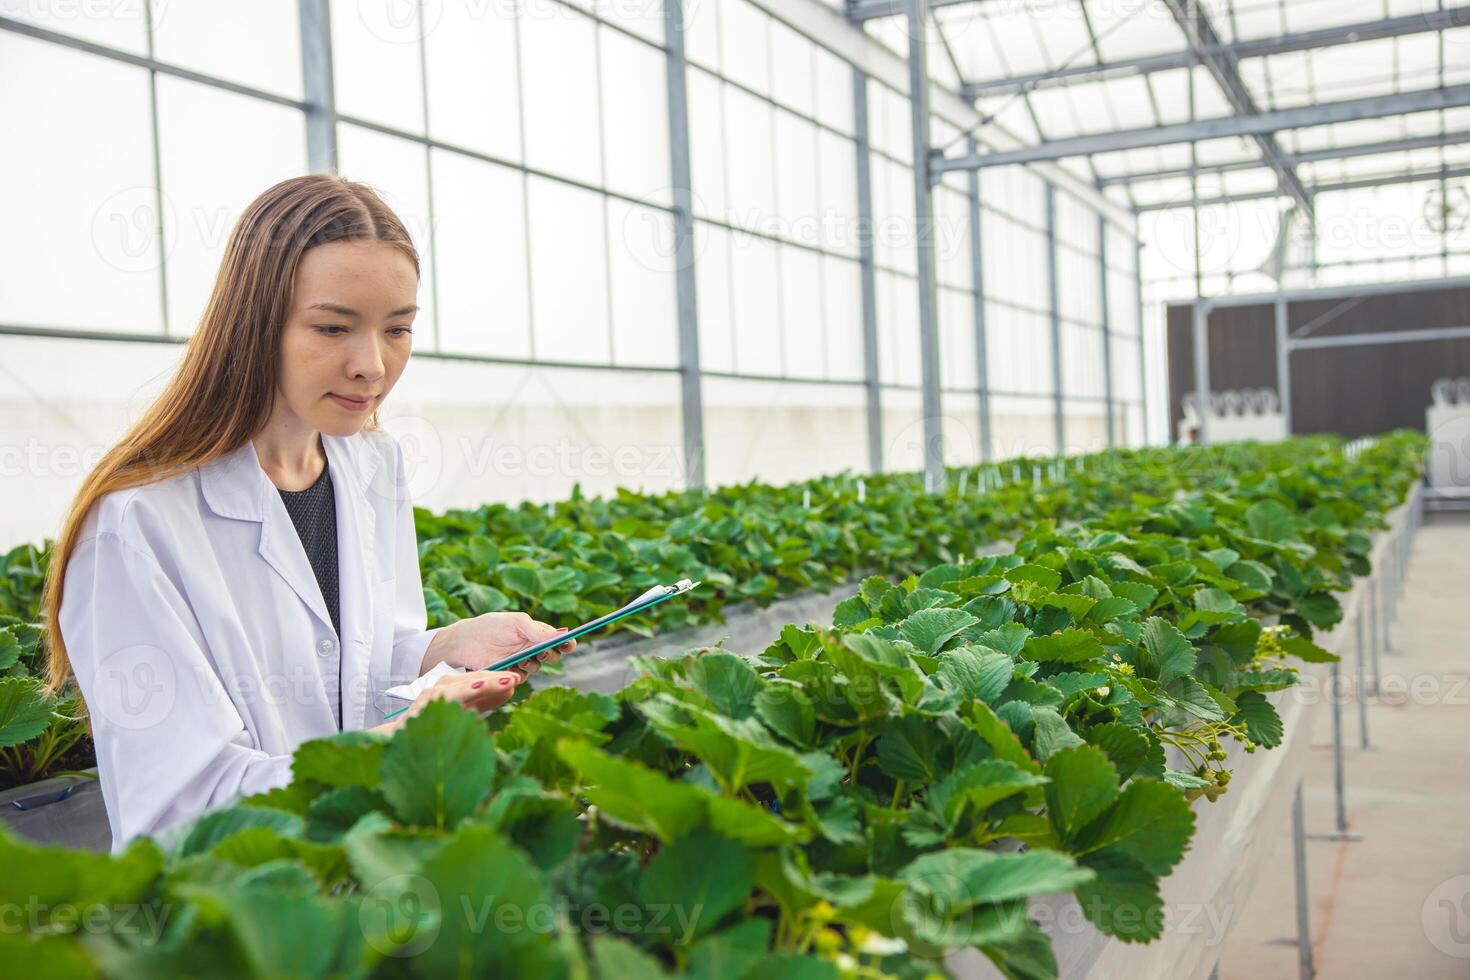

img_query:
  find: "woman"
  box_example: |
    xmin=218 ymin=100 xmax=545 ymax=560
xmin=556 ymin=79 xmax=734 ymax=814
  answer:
xmin=44 ymin=174 xmax=574 ymax=849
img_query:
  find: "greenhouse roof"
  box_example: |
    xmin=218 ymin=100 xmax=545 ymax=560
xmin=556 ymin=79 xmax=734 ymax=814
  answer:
xmin=852 ymin=0 xmax=1470 ymax=217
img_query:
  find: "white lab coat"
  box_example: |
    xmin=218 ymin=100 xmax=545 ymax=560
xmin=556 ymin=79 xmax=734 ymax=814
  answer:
xmin=59 ymin=428 xmax=443 ymax=850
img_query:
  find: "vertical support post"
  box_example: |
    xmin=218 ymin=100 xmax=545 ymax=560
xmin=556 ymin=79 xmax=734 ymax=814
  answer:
xmin=1356 ymin=610 xmax=1371 ymax=744
xmin=1275 ymin=295 xmax=1292 ymax=433
xmin=1099 ymin=215 xmax=1115 ymax=448
xmin=1369 ymin=578 xmax=1383 ymax=680
xmin=1045 ymin=184 xmax=1065 ymax=454
xmin=1292 ymin=782 xmax=1316 ymax=980
xmin=1136 ymin=239 xmax=1148 ymax=446
xmin=1191 ymin=299 xmax=1211 ymax=444
xmin=905 ymin=0 xmax=946 ymax=494
xmin=1379 ymin=566 xmax=1392 ymax=654
xmin=663 ymin=0 xmax=707 ymax=488
xmin=966 ymin=136 xmax=992 ymax=461
xmin=1329 ymin=659 xmax=1347 ymax=835
xmin=299 ymin=0 xmax=338 ymax=174
xmin=853 ymin=69 xmax=884 ymax=476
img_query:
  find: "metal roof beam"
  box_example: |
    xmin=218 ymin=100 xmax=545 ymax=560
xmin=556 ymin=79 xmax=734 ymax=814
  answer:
xmin=961 ymin=6 xmax=1470 ymax=98
xmin=846 ymin=0 xmax=982 ymax=22
xmin=1133 ymin=164 xmax=1470 ymax=211
xmin=1097 ymin=130 xmax=1470 ymax=186
xmin=1164 ymin=0 xmax=1313 ymax=217
xmin=933 ymin=84 xmax=1470 ymax=172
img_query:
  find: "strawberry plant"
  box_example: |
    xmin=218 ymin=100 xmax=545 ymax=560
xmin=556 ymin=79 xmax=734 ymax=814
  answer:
xmin=0 ymin=432 xmax=1423 ymax=978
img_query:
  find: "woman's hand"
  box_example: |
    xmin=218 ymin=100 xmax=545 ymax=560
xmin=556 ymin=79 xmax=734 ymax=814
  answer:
xmin=431 ymin=611 xmax=578 ymax=681
xmin=374 ymin=669 xmax=523 ymax=735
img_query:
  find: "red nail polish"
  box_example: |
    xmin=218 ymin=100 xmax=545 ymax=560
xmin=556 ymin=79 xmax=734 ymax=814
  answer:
xmin=498 ymin=676 xmax=514 ymax=686
xmin=470 ymin=680 xmax=485 ymax=689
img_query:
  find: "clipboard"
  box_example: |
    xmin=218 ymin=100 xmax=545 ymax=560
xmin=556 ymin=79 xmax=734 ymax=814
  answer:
xmin=485 ymin=577 xmax=701 ymax=672
xmin=382 ymin=578 xmax=700 ymax=720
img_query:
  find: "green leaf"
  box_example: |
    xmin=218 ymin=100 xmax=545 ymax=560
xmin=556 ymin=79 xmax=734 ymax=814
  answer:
xmin=1169 ymin=676 xmax=1228 ymax=722
xmin=1043 ymin=745 xmax=1119 ymax=844
xmin=591 ymin=936 xmax=670 ymax=979
xmin=465 ymin=582 xmax=512 ymax=615
xmin=500 ymin=564 xmax=543 ymax=599
xmin=1082 ymin=723 xmax=1151 ymax=781
xmin=291 ymin=731 xmax=386 ymax=790
xmin=1075 ymin=850 xmax=1165 ymax=942
xmin=395 ymin=823 xmax=566 ymax=976
xmin=935 ymin=646 xmax=1014 ymax=704
xmin=1030 ymin=707 xmax=1084 ymax=763
xmin=379 ymin=700 xmax=496 ymax=830
xmin=928 ymin=760 xmax=1048 ymax=823
xmin=897 ymin=608 xmax=980 ymax=655
xmin=640 ymin=699 xmax=814 ymax=794
xmin=0 ymin=677 xmax=51 ymax=749
xmin=557 ymin=740 xmax=705 ymax=842
xmin=1021 ymin=628 xmax=1106 ymax=664
xmin=688 ymin=652 xmax=762 ymax=719
xmin=1245 ymin=500 xmax=1295 ymax=541
xmin=638 ymin=831 xmax=755 ymax=945
xmin=1141 ymin=617 xmax=1196 ymax=686
xmin=875 ymin=715 xmax=948 ymax=782
xmin=175 ymin=805 xmax=303 ymax=859
xmin=1294 ymin=593 xmax=1343 ymax=629
xmin=1076 ymin=779 xmax=1195 ymax=876
xmin=1281 ymin=634 xmax=1338 ymax=663
xmin=1232 ymin=691 xmax=1284 ymax=748
xmin=754 ymin=684 xmax=816 ymax=748
xmin=0 ymin=631 xmax=19 ymax=671
xmin=899 ymin=847 xmax=1094 ymax=907
xmin=1005 ymin=564 xmax=1063 ymax=592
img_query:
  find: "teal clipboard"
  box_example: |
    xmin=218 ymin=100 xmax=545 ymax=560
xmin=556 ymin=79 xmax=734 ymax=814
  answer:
xmin=383 ymin=578 xmax=700 ymax=720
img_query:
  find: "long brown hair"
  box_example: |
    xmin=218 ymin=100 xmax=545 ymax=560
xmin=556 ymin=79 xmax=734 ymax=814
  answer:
xmin=42 ymin=174 xmax=420 ymax=693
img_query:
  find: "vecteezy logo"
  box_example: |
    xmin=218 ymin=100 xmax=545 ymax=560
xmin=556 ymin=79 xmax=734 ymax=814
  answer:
xmin=1423 ymin=874 xmax=1470 ymax=958
xmin=94 ymin=644 xmax=178 ymax=731
xmin=359 ymin=874 xmax=442 ymax=957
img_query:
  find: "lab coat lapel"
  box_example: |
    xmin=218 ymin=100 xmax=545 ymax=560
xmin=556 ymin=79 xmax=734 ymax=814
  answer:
xmin=322 ymin=433 xmax=381 ymax=731
xmin=200 ymin=439 xmax=336 ymax=637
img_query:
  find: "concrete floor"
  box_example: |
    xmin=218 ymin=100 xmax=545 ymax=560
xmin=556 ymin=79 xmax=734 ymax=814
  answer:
xmin=1219 ymin=511 xmax=1470 ymax=980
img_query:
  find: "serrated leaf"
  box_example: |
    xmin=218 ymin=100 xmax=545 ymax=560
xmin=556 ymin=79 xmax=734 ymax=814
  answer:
xmin=935 ymin=646 xmax=1014 ymax=704
xmin=1043 ymin=745 xmax=1119 ymax=844
xmin=639 ymin=830 xmax=755 ymax=944
xmin=1075 ymin=850 xmax=1164 ymax=942
xmin=1021 ymin=628 xmax=1106 ymax=664
xmin=291 ymin=731 xmax=386 ymax=790
xmin=379 ymin=700 xmax=496 ymax=830
xmin=0 ymin=677 xmax=51 ymax=748
xmin=1076 ymin=778 xmax=1195 ymax=875
xmin=897 ymin=609 xmax=980 ymax=655
xmin=1232 ymin=690 xmax=1284 ymax=747
xmin=1141 ymin=617 xmax=1196 ymax=685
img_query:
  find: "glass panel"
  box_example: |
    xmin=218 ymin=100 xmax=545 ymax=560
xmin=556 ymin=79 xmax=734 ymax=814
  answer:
xmin=940 ymin=286 xmax=978 ymax=390
xmin=694 ymin=221 xmax=735 ymax=372
xmin=774 ymin=109 xmax=820 ymax=246
xmin=600 ymin=27 xmax=671 ymax=205
xmin=330 ymin=0 xmax=424 ymax=133
xmin=0 ymin=34 xmax=161 ymax=333
xmin=779 ymin=245 xmax=825 ymax=379
xmin=606 ymin=198 xmax=678 ymax=368
xmin=813 ymin=46 xmax=855 ymax=135
xmin=729 ymin=232 xmax=782 ymax=374
xmin=156 ymin=77 xmax=307 ymax=339
xmin=817 ymin=130 xmax=859 ymax=256
xmin=822 ymin=254 xmax=865 ymax=381
xmin=721 ymin=0 xmax=770 ymax=96
xmin=423 ymin=0 xmax=521 ymax=162
xmin=688 ymin=68 xmax=729 ymax=221
xmin=724 ymin=85 xmax=776 ymax=231
xmin=2 ymin=0 xmax=148 ymax=55
xmin=525 ymin=175 xmax=610 ymax=363
xmin=430 ymin=149 xmax=531 ymax=359
xmin=152 ymin=0 xmax=302 ymax=99
xmin=519 ymin=5 xmax=602 ymax=187
xmin=769 ymin=19 xmax=815 ymax=117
